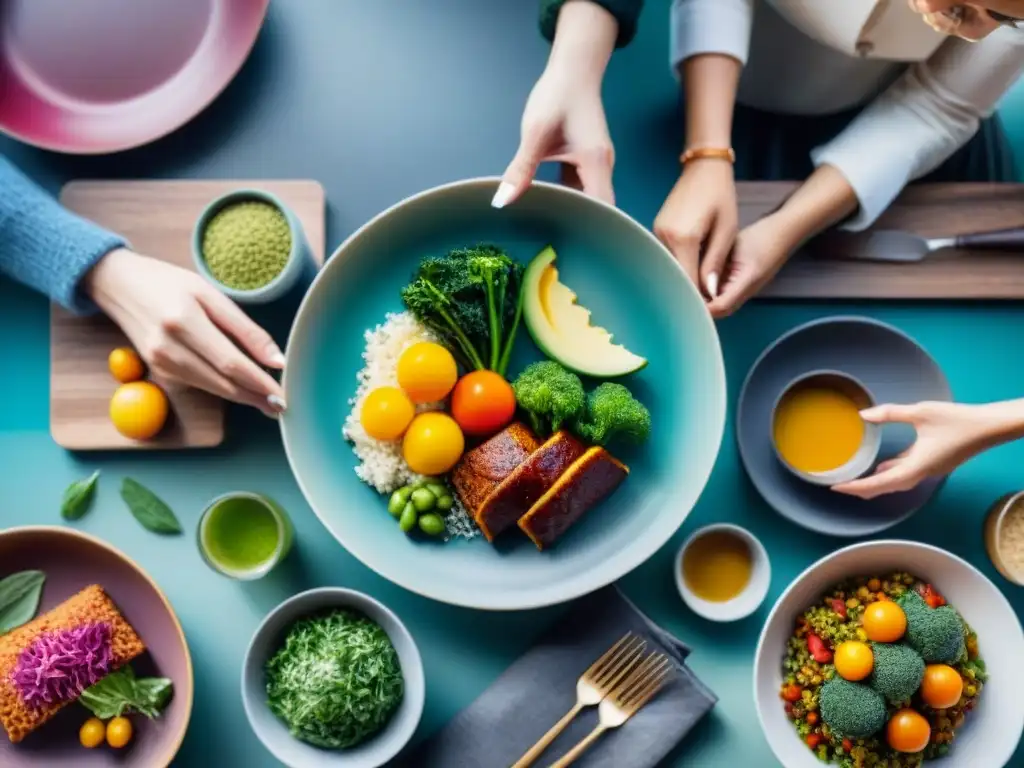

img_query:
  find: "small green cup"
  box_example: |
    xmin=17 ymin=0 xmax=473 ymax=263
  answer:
xmin=197 ymin=492 xmax=294 ymax=580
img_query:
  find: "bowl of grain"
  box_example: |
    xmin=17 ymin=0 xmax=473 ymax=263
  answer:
xmin=192 ymin=188 xmax=315 ymax=304
xmin=984 ymin=491 xmax=1024 ymax=587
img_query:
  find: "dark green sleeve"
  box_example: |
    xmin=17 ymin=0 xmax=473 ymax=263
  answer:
xmin=539 ymin=0 xmax=644 ymax=49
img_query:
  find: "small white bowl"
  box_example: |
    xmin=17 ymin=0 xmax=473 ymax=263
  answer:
xmin=770 ymin=369 xmax=881 ymax=487
xmin=674 ymin=523 xmax=771 ymax=622
xmin=242 ymin=587 xmax=425 ymax=768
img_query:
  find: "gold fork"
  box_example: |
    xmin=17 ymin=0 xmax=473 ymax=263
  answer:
xmin=510 ymin=633 xmax=647 ymax=768
xmin=547 ymin=650 xmax=673 ymax=768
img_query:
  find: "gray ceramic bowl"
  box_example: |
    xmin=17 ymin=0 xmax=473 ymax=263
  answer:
xmin=737 ymin=316 xmax=951 ymax=537
xmin=769 ymin=369 xmax=881 ymax=487
xmin=242 ymin=587 xmax=425 ymax=768
xmin=192 ymin=188 xmax=314 ymax=304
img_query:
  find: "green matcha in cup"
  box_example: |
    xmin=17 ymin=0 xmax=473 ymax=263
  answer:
xmin=198 ymin=492 xmax=293 ymax=580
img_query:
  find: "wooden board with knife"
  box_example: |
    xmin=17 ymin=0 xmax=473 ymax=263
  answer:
xmin=740 ymin=182 xmax=1024 ymax=300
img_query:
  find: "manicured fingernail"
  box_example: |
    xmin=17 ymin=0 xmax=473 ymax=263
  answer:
xmin=706 ymin=272 xmax=719 ymax=298
xmin=267 ymin=394 xmax=287 ymax=413
xmin=269 ymin=350 xmax=286 ymax=368
xmin=491 ymin=182 xmax=515 ymax=209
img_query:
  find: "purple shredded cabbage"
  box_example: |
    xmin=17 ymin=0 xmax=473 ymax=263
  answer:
xmin=11 ymin=623 xmax=113 ymax=708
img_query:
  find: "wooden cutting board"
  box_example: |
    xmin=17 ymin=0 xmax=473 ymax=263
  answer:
xmin=740 ymin=182 xmax=1024 ymax=299
xmin=51 ymin=180 xmax=326 ymax=451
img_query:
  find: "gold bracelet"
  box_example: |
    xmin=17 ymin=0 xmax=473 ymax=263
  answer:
xmin=680 ymin=147 xmax=736 ymax=165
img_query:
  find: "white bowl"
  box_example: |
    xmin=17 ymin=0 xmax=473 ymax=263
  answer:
xmin=754 ymin=541 xmax=1024 ymax=768
xmin=674 ymin=523 xmax=771 ymax=622
xmin=242 ymin=588 xmax=425 ymax=768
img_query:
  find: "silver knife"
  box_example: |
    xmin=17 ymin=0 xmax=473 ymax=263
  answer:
xmin=840 ymin=226 xmax=1024 ymax=263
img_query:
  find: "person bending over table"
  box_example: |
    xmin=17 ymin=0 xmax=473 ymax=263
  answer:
xmin=497 ymin=0 xmax=1024 ymax=498
xmin=0 ymin=156 xmax=285 ymax=417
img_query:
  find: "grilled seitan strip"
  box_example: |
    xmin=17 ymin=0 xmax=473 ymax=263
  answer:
xmin=450 ymin=422 xmax=540 ymax=521
xmin=518 ymin=447 xmax=628 ymax=550
xmin=475 ymin=430 xmax=586 ymax=541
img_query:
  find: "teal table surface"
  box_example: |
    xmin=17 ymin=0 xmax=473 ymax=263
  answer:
xmin=2 ymin=2 xmax=1023 ymax=766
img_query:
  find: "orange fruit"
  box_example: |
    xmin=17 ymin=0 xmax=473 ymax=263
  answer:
xmin=397 ymin=342 xmax=458 ymax=403
xmin=108 ymin=347 xmax=145 ymax=383
xmin=862 ymin=600 xmax=907 ymax=643
xmin=834 ymin=641 xmax=874 ymax=681
xmin=886 ymin=709 xmax=931 ymax=753
xmin=920 ymin=664 xmax=964 ymax=709
xmin=109 ymin=381 xmax=168 ymax=440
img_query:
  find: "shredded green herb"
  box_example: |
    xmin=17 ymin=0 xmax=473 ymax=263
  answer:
xmin=265 ymin=609 xmax=404 ymax=750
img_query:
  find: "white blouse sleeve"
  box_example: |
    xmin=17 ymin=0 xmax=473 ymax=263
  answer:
xmin=811 ymin=28 xmax=1024 ymax=231
xmin=670 ymin=0 xmax=755 ymax=72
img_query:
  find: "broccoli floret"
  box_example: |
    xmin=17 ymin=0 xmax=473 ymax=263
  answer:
xmin=869 ymin=642 xmax=924 ymax=703
xmin=573 ymin=383 xmax=652 ymax=447
xmin=401 ymin=245 xmax=524 ymax=374
xmin=512 ymin=361 xmax=586 ymax=437
xmin=819 ymin=679 xmax=887 ymax=739
xmin=897 ymin=591 xmax=966 ymax=664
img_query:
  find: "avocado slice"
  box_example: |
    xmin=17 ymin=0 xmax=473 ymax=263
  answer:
xmin=522 ymin=246 xmax=647 ymax=377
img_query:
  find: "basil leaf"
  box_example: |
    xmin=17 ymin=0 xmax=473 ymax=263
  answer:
xmin=120 ymin=478 xmax=182 ymax=534
xmin=80 ymin=666 xmax=137 ymax=719
xmin=61 ymin=470 xmax=100 ymax=520
xmin=80 ymin=666 xmax=173 ymax=720
xmin=0 ymin=570 xmax=45 ymax=633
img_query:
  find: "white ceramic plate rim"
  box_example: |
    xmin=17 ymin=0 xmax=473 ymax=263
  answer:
xmin=280 ymin=176 xmax=728 ymax=610
xmin=736 ymin=315 xmax=950 ymax=536
xmin=752 ymin=539 xmax=1024 ymax=768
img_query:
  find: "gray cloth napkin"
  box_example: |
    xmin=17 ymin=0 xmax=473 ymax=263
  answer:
xmin=404 ymin=586 xmax=717 ymax=768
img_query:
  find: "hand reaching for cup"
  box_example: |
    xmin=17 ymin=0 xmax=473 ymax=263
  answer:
xmin=83 ymin=248 xmax=286 ymax=417
xmin=832 ymin=400 xmax=1023 ymax=499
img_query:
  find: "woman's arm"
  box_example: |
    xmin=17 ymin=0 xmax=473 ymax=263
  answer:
xmin=0 ymin=156 xmax=126 ymax=314
xmin=654 ymin=0 xmax=753 ymax=293
xmin=540 ymin=0 xmax=644 ymax=48
xmin=812 ymin=27 xmax=1024 ymax=231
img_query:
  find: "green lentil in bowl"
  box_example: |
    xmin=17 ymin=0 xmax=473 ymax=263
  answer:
xmin=780 ymin=572 xmax=986 ymax=767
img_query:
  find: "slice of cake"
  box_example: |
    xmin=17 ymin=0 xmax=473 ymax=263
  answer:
xmin=0 ymin=584 xmax=145 ymax=743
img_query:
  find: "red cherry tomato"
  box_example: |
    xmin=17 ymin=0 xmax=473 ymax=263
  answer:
xmin=450 ymin=371 xmax=516 ymax=436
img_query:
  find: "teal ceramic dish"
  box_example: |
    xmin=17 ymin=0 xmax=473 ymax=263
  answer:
xmin=191 ymin=188 xmax=315 ymax=304
xmin=280 ymin=178 xmax=727 ymax=610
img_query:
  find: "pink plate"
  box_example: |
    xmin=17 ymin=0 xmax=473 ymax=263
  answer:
xmin=0 ymin=0 xmax=269 ymax=154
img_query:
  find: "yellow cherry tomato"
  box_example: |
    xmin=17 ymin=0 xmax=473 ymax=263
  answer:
xmin=886 ymin=709 xmax=930 ymax=753
xmin=360 ymin=387 xmax=415 ymax=440
xmin=79 ymin=717 xmax=105 ymax=748
xmin=397 ymin=342 xmax=458 ymax=403
xmin=920 ymin=664 xmax=964 ymax=709
xmin=106 ymin=716 xmax=133 ymax=749
xmin=402 ymin=412 xmax=464 ymax=475
xmin=109 ymin=381 xmax=169 ymax=440
xmin=834 ymin=641 xmax=874 ymax=682
xmin=862 ymin=600 xmax=907 ymax=643
xmin=108 ymin=347 xmax=145 ymax=383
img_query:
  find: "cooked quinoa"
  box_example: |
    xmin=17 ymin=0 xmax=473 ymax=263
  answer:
xmin=780 ymin=573 xmax=986 ymax=767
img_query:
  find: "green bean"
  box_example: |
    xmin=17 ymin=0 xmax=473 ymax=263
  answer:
xmin=411 ymin=488 xmax=436 ymax=513
xmin=387 ymin=490 xmax=406 ymax=517
xmin=425 ymin=482 xmax=448 ymax=499
xmin=399 ymin=503 xmax=418 ymax=532
xmin=436 ymin=494 xmax=454 ymax=511
xmin=418 ymin=513 xmax=445 ymax=536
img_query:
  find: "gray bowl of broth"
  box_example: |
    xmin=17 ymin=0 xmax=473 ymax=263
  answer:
xmin=198 ymin=492 xmax=294 ymax=580
xmin=675 ymin=524 xmax=771 ymax=622
xmin=770 ymin=370 xmax=881 ymax=487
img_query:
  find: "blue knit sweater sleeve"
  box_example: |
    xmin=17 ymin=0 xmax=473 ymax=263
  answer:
xmin=0 ymin=156 xmax=126 ymax=314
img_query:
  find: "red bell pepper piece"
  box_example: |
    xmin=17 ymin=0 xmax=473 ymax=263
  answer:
xmin=831 ymin=598 xmax=848 ymax=619
xmin=807 ymin=632 xmax=833 ymax=663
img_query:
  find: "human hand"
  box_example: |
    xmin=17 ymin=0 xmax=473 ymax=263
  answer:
xmin=832 ymin=401 xmax=1015 ymax=499
xmin=705 ymin=212 xmax=796 ymax=318
xmin=83 ymin=248 xmax=286 ymax=417
xmin=653 ymin=161 xmax=738 ymax=293
xmin=908 ymin=0 xmax=1009 ymax=40
xmin=494 ymin=0 xmax=618 ymax=208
